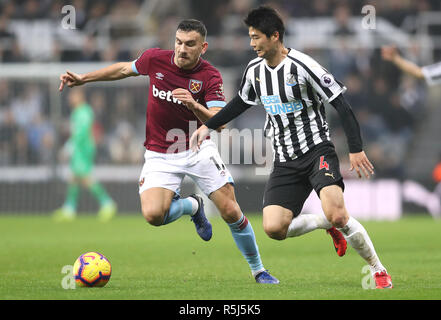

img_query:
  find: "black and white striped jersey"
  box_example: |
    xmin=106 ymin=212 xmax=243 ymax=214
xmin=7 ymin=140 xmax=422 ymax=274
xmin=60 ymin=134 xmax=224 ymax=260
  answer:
xmin=238 ymin=48 xmax=346 ymax=163
xmin=422 ymin=61 xmax=441 ymax=85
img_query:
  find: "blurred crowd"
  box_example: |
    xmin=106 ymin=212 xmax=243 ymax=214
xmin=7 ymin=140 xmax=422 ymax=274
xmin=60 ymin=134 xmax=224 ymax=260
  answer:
xmin=0 ymin=80 xmax=147 ymax=166
xmin=0 ymin=0 xmax=440 ymax=181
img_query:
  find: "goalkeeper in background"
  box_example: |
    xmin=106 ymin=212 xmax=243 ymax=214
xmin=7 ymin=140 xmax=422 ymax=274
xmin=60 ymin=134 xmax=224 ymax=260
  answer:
xmin=54 ymin=88 xmax=117 ymax=222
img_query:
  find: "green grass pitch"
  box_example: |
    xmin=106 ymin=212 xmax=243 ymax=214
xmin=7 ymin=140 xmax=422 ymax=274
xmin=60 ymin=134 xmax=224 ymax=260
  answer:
xmin=1 ymin=214 xmax=440 ymax=300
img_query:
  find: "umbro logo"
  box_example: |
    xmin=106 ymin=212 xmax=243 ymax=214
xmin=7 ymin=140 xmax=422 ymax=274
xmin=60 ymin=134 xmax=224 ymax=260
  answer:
xmin=155 ymin=72 xmax=164 ymax=80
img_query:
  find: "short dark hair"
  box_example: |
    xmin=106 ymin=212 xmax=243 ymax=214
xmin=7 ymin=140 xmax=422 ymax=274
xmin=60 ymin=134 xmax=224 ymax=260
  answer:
xmin=177 ymin=19 xmax=207 ymax=39
xmin=244 ymin=6 xmax=285 ymax=43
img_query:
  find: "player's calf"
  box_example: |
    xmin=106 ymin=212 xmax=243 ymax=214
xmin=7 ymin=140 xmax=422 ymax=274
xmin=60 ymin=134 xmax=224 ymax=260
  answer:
xmin=209 ymin=184 xmax=242 ymax=224
xmin=217 ymin=199 xmax=242 ymax=224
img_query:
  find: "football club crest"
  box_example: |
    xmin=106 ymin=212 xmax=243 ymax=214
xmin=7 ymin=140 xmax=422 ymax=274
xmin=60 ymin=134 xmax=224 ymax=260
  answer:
xmin=189 ymin=79 xmax=203 ymax=94
xmin=286 ymin=73 xmax=297 ymax=87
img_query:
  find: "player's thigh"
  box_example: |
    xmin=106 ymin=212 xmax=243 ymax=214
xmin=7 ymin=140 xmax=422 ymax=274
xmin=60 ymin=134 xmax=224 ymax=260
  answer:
xmin=70 ymin=153 xmax=94 ymax=177
xmin=263 ymin=164 xmax=312 ymax=218
xmin=187 ymin=141 xmax=235 ymax=197
xmin=139 ymin=187 xmax=175 ymax=224
xmin=262 ymin=205 xmax=294 ymax=240
xmin=308 ymin=143 xmax=345 ymax=197
xmin=308 ymin=145 xmax=347 ymax=227
xmin=209 ymin=183 xmax=241 ymax=223
xmin=138 ymin=150 xmax=184 ymax=222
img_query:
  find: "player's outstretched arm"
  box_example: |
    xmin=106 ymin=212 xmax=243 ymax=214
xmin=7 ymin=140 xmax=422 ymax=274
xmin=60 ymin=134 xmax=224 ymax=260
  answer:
xmin=381 ymin=45 xmax=424 ymax=79
xmin=330 ymin=93 xmax=374 ymax=179
xmin=59 ymin=62 xmax=137 ymax=91
xmin=189 ymin=94 xmax=252 ymax=151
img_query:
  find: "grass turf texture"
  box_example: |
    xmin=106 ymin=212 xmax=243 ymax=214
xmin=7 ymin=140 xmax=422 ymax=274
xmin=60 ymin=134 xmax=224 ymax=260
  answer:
xmin=1 ymin=214 xmax=440 ymax=300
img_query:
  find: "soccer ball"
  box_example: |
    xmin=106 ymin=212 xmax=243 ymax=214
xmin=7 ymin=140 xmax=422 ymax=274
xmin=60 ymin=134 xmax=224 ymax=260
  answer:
xmin=73 ymin=252 xmax=111 ymax=287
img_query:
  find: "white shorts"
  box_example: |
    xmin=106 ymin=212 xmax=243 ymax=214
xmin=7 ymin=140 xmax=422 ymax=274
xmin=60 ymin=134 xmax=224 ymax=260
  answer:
xmin=138 ymin=140 xmax=234 ymax=196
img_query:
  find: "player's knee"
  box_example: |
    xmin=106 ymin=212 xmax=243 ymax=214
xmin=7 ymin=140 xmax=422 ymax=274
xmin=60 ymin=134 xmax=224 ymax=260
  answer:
xmin=141 ymin=206 xmax=165 ymax=227
xmin=323 ymin=198 xmax=348 ymax=228
xmin=329 ymin=210 xmax=348 ymax=228
xmin=263 ymin=221 xmax=286 ymax=241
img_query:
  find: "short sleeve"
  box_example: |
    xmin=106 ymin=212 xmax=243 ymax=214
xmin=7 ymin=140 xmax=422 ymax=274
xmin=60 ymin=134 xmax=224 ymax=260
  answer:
xmin=133 ymin=48 xmax=160 ymax=76
xmin=421 ymin=61 xmax=441 ymax=86
xmin=238 ymin=67 xmax=260 ymax=105
xmin=303 ymin=64 xmax=346 ymax=104
xmin=204 ymin=71 xmax=226 ymax=108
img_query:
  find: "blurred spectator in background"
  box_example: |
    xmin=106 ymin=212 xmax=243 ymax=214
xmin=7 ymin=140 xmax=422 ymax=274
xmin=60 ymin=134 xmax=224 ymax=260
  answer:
xmin=10 ymin=84 xmax=42 ymax=129
xmin=78 ymin=35 xmax=101 ymax=62
xmin=108 ymin=121 xmax=143 ymax=164
xmin=26 ymin=112 xmax=55 ymax=164
xmin=83 ymin=1 xmax=109 ymax=36
xmin=21 ymin=0 xmax=45 ymax=20
xmin=333 ymin=3 xmax=355 ymax=37
xmin=0 ymin=15 xmax=27 ymax=62
xmin=0 ymin=109 xmax=18 ymax=164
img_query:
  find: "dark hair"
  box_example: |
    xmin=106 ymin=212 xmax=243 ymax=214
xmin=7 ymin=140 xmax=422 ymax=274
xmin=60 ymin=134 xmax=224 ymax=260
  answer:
xmin=177 ymin=19 xmax=207 ymax=39
xmin=244 ymin=6 xmax=285 ymax=42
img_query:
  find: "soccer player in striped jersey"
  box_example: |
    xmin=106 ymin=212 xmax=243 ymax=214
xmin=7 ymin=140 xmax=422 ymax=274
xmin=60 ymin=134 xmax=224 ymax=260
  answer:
xmin=382 ymin=45 xmax=441 ymax=86
xmin=190 ymin=6 xmax=393 ymax=289
xmin=382 ymin=45 xmax=441 ymax=219
xmin=59 ymin=19 xmax=278 ymax=284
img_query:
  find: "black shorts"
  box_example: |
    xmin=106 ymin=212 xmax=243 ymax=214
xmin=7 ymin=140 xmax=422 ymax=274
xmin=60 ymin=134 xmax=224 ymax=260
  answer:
xmin=263 ymin=142 xmax=345 ymax=217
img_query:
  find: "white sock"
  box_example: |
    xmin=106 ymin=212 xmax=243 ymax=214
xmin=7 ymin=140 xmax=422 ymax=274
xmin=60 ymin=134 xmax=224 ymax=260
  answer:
xmin=188 ymin=197 xmax=199 ymax=216
xmin=286 ymin=213 xmax=332 ymax=238
xmin=338 ymin=216 xmax=386 ymax=275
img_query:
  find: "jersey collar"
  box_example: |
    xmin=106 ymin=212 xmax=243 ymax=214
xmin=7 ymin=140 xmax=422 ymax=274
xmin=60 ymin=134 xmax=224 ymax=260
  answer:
xmin=264 ymin=48 xmax=292 ymax=72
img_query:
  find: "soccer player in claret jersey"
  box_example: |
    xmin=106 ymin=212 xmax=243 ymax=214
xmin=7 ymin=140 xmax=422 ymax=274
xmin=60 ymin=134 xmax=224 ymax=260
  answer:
xmin=58 ymin=19 xmax=279 ymax=284
xmin=190 ymin=6 xmax=393 ymax=289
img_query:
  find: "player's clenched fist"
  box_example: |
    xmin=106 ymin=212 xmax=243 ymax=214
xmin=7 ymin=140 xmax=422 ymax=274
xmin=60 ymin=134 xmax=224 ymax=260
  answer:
xmin=59 ymin=70 xmax=85 ymax=91
xmin=171 ymin=88 xmax=197 ymax=110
